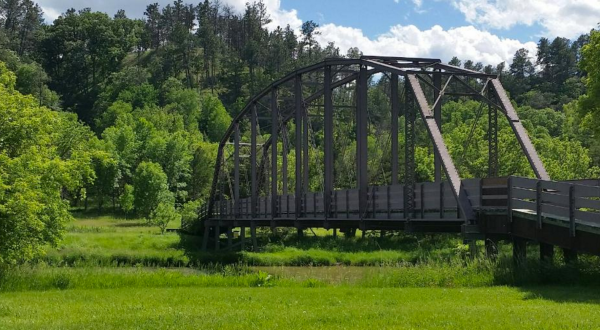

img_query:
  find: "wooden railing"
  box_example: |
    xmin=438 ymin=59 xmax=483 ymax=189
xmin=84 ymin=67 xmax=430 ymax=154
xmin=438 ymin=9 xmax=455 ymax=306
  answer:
xmin=508 ymin=177 xmax=600 ymax=235
xmin=208 ymin=179 xmax=484 ymax=221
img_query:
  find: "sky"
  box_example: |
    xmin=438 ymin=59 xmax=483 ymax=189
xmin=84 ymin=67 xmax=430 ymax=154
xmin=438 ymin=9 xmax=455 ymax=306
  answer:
xmin=36 ymin=0 xmax=600 ymax=66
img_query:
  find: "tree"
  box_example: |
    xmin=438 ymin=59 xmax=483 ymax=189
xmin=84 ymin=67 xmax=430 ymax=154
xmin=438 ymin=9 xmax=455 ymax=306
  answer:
xmin=0 ymin=0 xmax=43 ymax=56
xmin=148 ymin=190 xmax=180 ymax=234
xmin=199 ymin=93 xmax=232 ymax=142
xmin=38 ymin=9 xmax=135 ymax=124
xmin=0 ymin=61 xmax=93 ymax=267
xmin=133 ymin=161 xmax=168 ymax=218
xmin=579 ymin=30 xmax=600 ymax=122
xmin=180 ymin=199 xmax=201 ymax=230
xmin=507 ymin=48 xmax=535 ymax=100
xmin=120 ymin=184 xmax=135 ymax=217
xmin=448 ymin=56 xmax=461 ymax=67
xmin=91 ymin=151 xmax=120 ymax=212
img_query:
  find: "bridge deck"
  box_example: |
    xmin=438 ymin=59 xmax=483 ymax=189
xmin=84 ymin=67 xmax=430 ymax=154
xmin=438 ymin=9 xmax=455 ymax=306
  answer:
xmin=203 ymin=177 xmax=600 ymax=255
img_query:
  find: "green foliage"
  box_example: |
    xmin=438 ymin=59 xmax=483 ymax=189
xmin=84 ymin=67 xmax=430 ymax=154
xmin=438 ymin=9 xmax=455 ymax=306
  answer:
xmin=0 ymin=61 xmax=94 ymax=267
xmin=120 ymin=184 xmax=135 ymax=216
xmin=180 ymin=199 xmax=201 ymax=230
xmin=133 ymin=161 xmax=168 ymax=218
xmin=199 ymin=94 xmax=232 ymax=142
xmin=579 ymin=29 xmax=600 ymax=138
xmin=148 ymin=191 xmax=180 ymax=234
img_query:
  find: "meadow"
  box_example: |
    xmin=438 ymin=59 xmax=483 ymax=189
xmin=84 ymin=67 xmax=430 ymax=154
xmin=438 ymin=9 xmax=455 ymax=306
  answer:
xmin=2 ymin=213 xmax=600 ymax=329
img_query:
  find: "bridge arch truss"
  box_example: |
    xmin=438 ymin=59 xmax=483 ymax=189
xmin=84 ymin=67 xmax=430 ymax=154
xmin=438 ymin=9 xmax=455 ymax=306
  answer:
xmin=201 ymin=56 xmax=564 ymax=248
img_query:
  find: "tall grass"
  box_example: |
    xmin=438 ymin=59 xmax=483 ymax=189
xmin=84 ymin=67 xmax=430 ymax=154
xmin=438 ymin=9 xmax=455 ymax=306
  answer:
xmin=3 ymin=255 xmax=600 ymax=292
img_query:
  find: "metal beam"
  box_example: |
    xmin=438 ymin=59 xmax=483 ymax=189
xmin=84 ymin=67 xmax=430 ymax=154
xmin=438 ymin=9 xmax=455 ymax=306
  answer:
xmin=404 ymin=80 xmax=416 ymax=218
xmin=490 ymin=79 xmax=549 ymax=180
xmin=357 ymin=65 xmax=369 ymax=219
xmin=391 ymin=74 xmax=399 ymax=185
xmin=234 ymin=122 xmax=240 ymax=217
xmin=488 ymin=83 xmax=499 ymax=177
xmin=324 ymin=66 xmax=334 ymax=217
xmin=406 ymin=74 xmax=475 ymax=221
xmin=271 ymin=88 xmax=278 ymax=219
xmin=295 ymin=75 xmax=303 ymax=217
xmin=251 ymin=105 xmax=258 ymax=218
xmin=433 ymin=70 xmax=442 ymax=182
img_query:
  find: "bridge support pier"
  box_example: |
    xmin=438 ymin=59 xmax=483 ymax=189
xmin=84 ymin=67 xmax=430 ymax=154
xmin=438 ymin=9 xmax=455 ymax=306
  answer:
xmin=297 ymin=227 xmax=304 ymax=238
xmin=512 ymin=237 xmax=527 ymax=265
xmin=540 ymin=243 xmax=554 ymax=264
xmin=463 ymin=239 xmax=478 ymax=259
xmin=227 ymin=226 xmax=233 ymax=250
xmin=240 ymin=226 xmax=245 ymax=251
xmin=214 ymin=226 xmax=220 ymax=251
xmin=562 ymin=248 xmax=578 ymax=264
xmin=202 ymin=225 xmax=209 ymax=252
xmin=485 ymin=237 xmax=498 ymax=260
xmin=251 ymin=223 xmax=258 ymax=251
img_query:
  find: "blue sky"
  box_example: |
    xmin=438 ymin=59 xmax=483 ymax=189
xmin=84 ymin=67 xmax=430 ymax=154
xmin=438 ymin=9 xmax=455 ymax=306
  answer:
xmin=283 ymin=0 xmax=544 ymax=43
xmin=37 ymin=0 xmax=600 ymax=65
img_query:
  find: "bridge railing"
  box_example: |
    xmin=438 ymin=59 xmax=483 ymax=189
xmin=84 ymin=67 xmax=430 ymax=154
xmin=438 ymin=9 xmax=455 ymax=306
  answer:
xmin=508 ymin=177 xmax=600 ymax=235
xmin=208 ymin=179 xmax=487 ymax=221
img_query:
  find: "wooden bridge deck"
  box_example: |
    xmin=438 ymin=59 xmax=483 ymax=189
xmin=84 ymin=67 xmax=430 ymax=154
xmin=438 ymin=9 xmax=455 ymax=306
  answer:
xmin=202 ymin=176 xmax=600 ymax=256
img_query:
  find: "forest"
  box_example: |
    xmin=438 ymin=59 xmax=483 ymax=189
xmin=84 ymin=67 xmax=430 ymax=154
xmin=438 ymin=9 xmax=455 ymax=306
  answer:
xmin=0 ymin=0 xmax=599 ymax=268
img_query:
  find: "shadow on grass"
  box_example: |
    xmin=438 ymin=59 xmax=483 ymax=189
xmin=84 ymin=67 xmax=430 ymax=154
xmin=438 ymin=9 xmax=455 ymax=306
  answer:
xmin=113 ymin=222 xmax=148 ymax=228
xmin=518 ymin=285 xmax=600 ymax=304
xmin=175 ymin=232 xmax=243 ymax=265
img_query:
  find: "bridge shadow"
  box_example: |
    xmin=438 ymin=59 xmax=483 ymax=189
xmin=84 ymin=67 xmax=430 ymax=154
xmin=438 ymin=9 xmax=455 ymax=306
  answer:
xmin=491 ymin=256 xmax=600 ymax=304
xmin=518 ymin=286 xmax=600 ymax=304
xmin=175 ymin=232 xmax=243 ymax=265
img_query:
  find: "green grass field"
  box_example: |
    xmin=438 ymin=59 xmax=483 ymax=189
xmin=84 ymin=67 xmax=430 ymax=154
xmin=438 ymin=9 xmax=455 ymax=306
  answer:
xmin=2 ymin=213 xmax=600 ymax=329
xmin=2 ymin=286 xmax=600 ymax=329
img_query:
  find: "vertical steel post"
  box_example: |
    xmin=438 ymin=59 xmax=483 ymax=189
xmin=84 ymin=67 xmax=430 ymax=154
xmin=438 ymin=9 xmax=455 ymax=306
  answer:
xmin=357 ymin=64 xmax=368 ymax=219
xmin=324 ymin=65 xmax=334 ymax=217
xmin=391 ymin=73 xmax=399 ymax=185
xmin=303 ymin=88 xmax=309 ymax=198
xmin=251 ymin=105 xmax=258 ymax=218
xmin=295 ymin=75 xmax=303 ymax=218
xmin=488 ymin=82 xmax=499 ymax=177
xmin=433 ymin=70 xmax=442 ymax=182
xmin=234 ymin=122 xmax=240 ymax=218
xmin=282 ymin=125 xmax=288 ymax=197
xmin=271 ymin=88 xmax=278 ymax=219
xmin=404 ymin=80 xmax=416 ymax=218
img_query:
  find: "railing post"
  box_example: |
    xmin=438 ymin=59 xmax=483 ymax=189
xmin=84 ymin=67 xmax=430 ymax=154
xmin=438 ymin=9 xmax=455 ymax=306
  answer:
xmin=387 ymin=185 xmax=391 ymax=219
xmin=420 ymin=183 xmax=425 ymax=219
xmin=536 ymin=180 xmax=542 ymax=228
xmin=569 ymin=185 xmax=576 ymax=237
xmin=507 ymin=176 xmax=513 ymax=223
xmin=439 ymin=182 xmax=445 ymax=219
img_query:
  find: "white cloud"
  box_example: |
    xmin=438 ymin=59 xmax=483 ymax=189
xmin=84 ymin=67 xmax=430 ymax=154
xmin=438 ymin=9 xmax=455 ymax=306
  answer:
xmin=37 ymin=0 xmax=301 ymax=31
xmin=316 ymin=23 xmax=537 ymax=65
xmin=451 ymin=0 xmax=600 ymax=38
xmin=41 ymin=5 xmax=61 ymax=22
xmin=37 ymin=0 xmax=538 ymax=66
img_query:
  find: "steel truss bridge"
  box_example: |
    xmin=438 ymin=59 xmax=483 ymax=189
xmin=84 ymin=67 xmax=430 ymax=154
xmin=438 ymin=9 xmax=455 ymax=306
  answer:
xmin=199 ymin=56 xmax=600 ymax=261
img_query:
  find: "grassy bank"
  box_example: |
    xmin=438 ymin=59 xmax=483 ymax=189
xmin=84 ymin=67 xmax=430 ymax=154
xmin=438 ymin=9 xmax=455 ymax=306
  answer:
xmin=42 ymin=213 xmax=465 ymax=267
xmin=1 ymin=286 xmax=600 ymax=329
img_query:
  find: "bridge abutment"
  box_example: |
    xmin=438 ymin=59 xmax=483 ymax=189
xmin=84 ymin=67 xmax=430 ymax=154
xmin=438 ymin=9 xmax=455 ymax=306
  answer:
xmin=512 ymin=237 xmax=527 ymax=265
xmin=562 ymin=248 xmax=578 ymax=264
xmin=540 ymin=242 xmax=554 ymax=264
